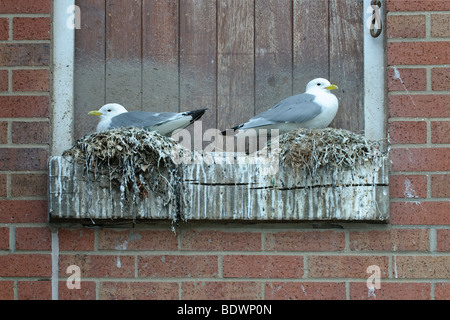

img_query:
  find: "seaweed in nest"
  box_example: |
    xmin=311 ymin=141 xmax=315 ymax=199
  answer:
xmin=62 ymin=127 xmax=187 ymax=224
xmin=278 ymin=128 xmax=387 ymax=176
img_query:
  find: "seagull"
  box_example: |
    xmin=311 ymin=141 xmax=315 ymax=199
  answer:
xmin=88 ymin=103 xmax=207 ymax=136
xmin=222 ymin=78 xmax=339 ymax=136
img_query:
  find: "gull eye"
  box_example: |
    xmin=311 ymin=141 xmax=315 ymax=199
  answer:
xmin=107 ymin=109 xmax=112 ymax=112
xmin=317 ymin=83 xmax=321 ymax=86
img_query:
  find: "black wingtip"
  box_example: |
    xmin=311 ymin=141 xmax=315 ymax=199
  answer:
xmin=220 ymin=124 xmax=242 ymax=136
xmin=183 ymin=108 xmax=208 ymax=121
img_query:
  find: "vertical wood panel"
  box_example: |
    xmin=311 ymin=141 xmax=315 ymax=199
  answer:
xmin=74 ymin=0 xmax=106 ymax=139
xmin=217 ymin=0 xmax=254 ymax=131
xmin=293 ymin=0 xmax=329 ymax=93
xmin=105 ymin=0 xmax=142 ymax=110
xmin=142 ymin=0 xmax=179 ymax=112
xmin=329 ymin=0 xmax=364 ymax=133
xmin=255 ymin=0 xmax=293 ymax=114
xmin=179 ymin=0 xmax=217 ymax=136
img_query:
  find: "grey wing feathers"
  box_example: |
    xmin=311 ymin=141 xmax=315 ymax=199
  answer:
xmin=242 ymin=93 xmax=321 ymax=129
xmin=109 ymin=111 xmax=181 ymax=129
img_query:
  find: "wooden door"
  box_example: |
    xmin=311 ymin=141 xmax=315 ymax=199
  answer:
xmin=74 ymin=0 xmax=363 ymax=140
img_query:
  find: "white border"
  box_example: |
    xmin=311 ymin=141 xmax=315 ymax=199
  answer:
xmin=51 ymin=0 xmax=386 ymax=155
xmin=52 ymin=0 xmax=75 ymax=156
xmin=364 ymin=0 xmax=386 ymax=140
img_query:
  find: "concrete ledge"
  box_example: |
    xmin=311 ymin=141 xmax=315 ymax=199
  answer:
xmin=48 ymin=154 xmax=389 ymax=223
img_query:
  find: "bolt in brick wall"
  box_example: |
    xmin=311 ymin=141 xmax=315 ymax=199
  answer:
xmin=0 ymin=0 xmax=449 ymax=301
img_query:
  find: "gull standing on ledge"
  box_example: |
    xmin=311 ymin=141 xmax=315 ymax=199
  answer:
xmin=88 ymin=103 xmax=207 ymax=136
xmin=222 ymin=78 xmax=339 ymax=136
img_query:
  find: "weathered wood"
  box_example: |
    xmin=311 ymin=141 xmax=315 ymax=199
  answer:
xmin=179 ymin=0 xmax=217 ymax=132
xmin=48 ymin=155 xmax=389 ymax=222
xmin=255 ymin=0 xmax=293 ymax=114
xmin=142 ymin=0 xmax=179 ymax=112
xmin=74 ymin=0 xmax=106 ymax=140
xmin=105 ymin=0 xmax=142 ymax=109
xmin=293 ymin=0 xmax=330 ymax=93
xmin=217 ymin=0 xmax=255 ymax=131
xmin=329 ymin=0 xmax=364 ymax=133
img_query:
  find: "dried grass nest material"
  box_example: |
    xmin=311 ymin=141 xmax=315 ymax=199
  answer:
xmin=62 ymin=127 xmax=187 ymax=222
xmin=278 ymin=128 xmax=387 ymax=173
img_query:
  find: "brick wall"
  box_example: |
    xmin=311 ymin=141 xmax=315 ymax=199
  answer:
xmin=0 ymin=0 xmax=449 ymax=300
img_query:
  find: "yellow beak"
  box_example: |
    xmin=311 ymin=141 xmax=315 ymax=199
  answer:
xmin=326 ymin=84 xmax=338 ymax=90
xmin=88 ymin=110 xmax=102 ymax=116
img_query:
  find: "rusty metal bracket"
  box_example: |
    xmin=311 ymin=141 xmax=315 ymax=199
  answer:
xmin=370 ymin=0 xmax=382 ymax=38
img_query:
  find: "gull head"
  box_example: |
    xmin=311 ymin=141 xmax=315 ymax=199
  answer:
xmin=88 ymin=103 xmax=128 ymax=121
xmin=305 ymin=78 xmax=338 ymax=94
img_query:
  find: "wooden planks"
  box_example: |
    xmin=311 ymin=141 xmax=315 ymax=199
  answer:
xmin=74 ymin=0 xmax=365 ymax=139
xmin=105 ymin=0 xmax=142 ymax=109
xmin=329 ymin=0 xmax=364 ymax=133
xmin=142 ymin=0 xmax=179 ymax=112
xmin=74 ymin=0 xmax=106 ymax=140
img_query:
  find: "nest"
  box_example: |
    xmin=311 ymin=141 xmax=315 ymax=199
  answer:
xmin=279 ymin=128 xmax=387 ymax=174
xmin=62 ymin=127 xmax=187 ymax=223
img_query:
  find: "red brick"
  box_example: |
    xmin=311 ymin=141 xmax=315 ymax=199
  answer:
xmin=0 ymin=200 xmax=48 ymax=223
xmin=389 ymin=175 xmax=427 ymax=199
xmin=223 ymin=255 xmax=303 ymax=278
xmin=11 ymin=174 xmax=48 ymax=197
xmin=431 ymin=68 xmax=450 ymax=91
xmin=393 ymin=256 xmax=450 ymax=279
xmin=350 ymin=282 xmax=431 ymax=300
xmin=12 ymin=69 xmax=49 ymax=92
xmin=265 ymin=282 xmax=346 ymax=300
xmin=436 ymin=229 xmax=450 ymax=252
xmin=388 ymin=121 xmax=427 ymax=144
xmin=308 ymin=256 xmax=389 ymax=278
xmin=390 ymin=148 xmax=450 ymax=172
xmin=388 ymin=68 xmax=427 ymax=92
xmin=0 ymin=174 xmax=6 ymax=197
xmin=0 ymin=281 xmax=14 ymax=300
xmin=431 ymin=14 xmax=450 ymax=37
xmin=390 ymin=202 xmax=450 ymax=225
xmin=0 ymin=122 xmax=7 ymax=144
xmin=59 ymin=281 xmax=96 ymax=300
xmin=0 ymin=0 xmax=51 ymax=14
xmin=182 ymin=281 xmax=262 ymax=300
xmin=15 ymin=227 xmax=52 ymax=250
xmin=0 ymin=69 xmax=8 ymax=91
xmin=264 ymin=231 xmax=345 ymax=251
xmin=0 ymin=254 xmax=51 ymax=277
xmin=59 ymin=229 xmax=95 ymax=251
xmin=138 ymin=255 xmax=218 ymax=278
xmin=0 ymin=18 xmax=8 ymax=40
xmin=388 ymin=42 xmax=450 ymax=65
xmin=387 ymin=15 xmax=426 ymax=39
xmin=60 ymin=254 xmax=135 ymax=278
xmin=0 ymin=96 xmax=49 ymax=118
xmin=431 ymin=174 xmax=450 ymax=198
xmin=431 ymin=121 xmax=450 ymax=144
xmin=349 ymin=229 xmax=429 ymax=251
xmin=0 ymin=227 xmax=9 ymax=250
xmin=98 ymin=229 xmax=178 ymax=251
xmin=12 ymin=121 xmax=49 ymax=144
xmin=18 ymin=281 xmax=51 ymax=300
xmin=100 ymin=282 xmax=178 ymax=300
xmin=13 ymin=17 xmax=50 ymax=40
xmin=387 ymin=0 xmax=450 ymax=12
xmin=389 ymin=95 xmax=450 ymax=118
xmin=0 ymin=148 xmax=48 ymax=171
xmin=0 ymin=43 xmax=50 ymax=66
xmin=182 ymin=230 xmax=261 ymax=251
xmin=435 ymin=282 xmax=450 ymax=300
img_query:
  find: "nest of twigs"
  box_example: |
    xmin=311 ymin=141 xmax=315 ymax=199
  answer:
xmin=62 ymin=127 xmax=187 ymax=223
xmin=279 ymin=128 xmax=386 ymax=175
